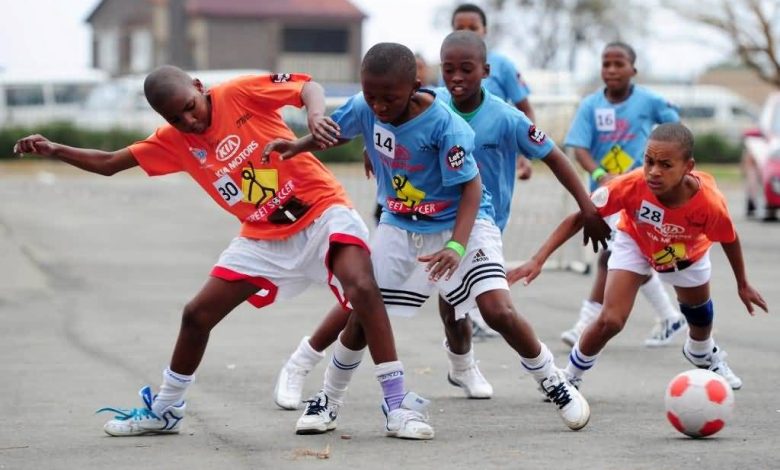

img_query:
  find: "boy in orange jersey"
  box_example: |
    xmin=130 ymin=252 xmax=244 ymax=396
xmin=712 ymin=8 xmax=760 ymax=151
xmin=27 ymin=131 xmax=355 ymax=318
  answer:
xmin=13 ymin=65 xmax=429 ymax=438
xmin=508 ymin=123 xmax=768 ymax=398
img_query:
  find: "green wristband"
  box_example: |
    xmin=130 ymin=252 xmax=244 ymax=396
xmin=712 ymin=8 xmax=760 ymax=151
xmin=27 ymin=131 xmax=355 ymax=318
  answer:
xmin=445 ymin=240 xmax=466 ymax=257
xmin=591 ymin=167 xmax=607 ymax=182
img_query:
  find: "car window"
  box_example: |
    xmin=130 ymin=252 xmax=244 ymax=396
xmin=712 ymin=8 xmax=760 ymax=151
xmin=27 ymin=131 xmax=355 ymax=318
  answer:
xmin=6 ymin=85 xmax=45 ymax=106
xmin=53 ymin=83 xmax=93 ymax=104
xmin=730 ymin=106 xmax=756 ymax=120
xmin=677 ymin=105 xmax=716 ymax=119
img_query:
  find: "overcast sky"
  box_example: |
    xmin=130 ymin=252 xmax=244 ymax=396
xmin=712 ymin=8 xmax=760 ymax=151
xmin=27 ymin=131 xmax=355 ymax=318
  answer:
xmin=0 ymin=0 xmax=729 ymax=83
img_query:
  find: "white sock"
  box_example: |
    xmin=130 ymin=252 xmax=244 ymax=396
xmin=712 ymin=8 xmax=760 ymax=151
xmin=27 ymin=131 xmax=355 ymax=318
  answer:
xmin=288 ymin=336 xmax=326 ymax=370
xmin=577 ymin=300 xmax=602 ymax=326
xmin=322 ymin=336 xmax=365 ymax=406
xmin=444 ymin=339 xmax=474 ymax=371
xmin=152 ymin=367 xmax=193 ymax=416
xmin=685 ymin=336 xmax=715 ymax=357
xmin=640 ymin=274 xmax=679 ymax=321
xmin=565 ymin=342 xmax=598 ymax=380
xmin=520 ymin=342 xmax=555 ymax=382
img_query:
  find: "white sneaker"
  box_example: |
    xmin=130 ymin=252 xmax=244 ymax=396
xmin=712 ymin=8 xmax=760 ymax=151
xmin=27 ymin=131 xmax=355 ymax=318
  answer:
xmin=561 ymin=321 xmax=589 ymax=347
xmin=644 ymin=316 xmax=687 ymax=347
xmin=539 ymin=370 xmax=590 ymax=430
xmin=683 ymin=345 xmax=742 ymax=390
xmin=382 ymin=392 xmax=435 ymax=440
xmin=295 ymin=391 xmax=338 ymax=434
xmin=98 ymin=386 xmax=185 ymax=437
xmin=448 ymin=361 xmax=493 ymax=399
xmin=274 ymin=361 xmax=311 ymax=410
xmin=470 ymin=312 xmax=500 ymax=339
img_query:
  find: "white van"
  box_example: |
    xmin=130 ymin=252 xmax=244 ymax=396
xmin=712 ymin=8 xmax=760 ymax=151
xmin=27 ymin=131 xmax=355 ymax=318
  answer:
xmin=646 ymin=84 xmax=758 ymax=143
xmin=0 ymin=69 xmax=108 ymax=128
xmin=78 ymin=69 xmax=267 ymax=133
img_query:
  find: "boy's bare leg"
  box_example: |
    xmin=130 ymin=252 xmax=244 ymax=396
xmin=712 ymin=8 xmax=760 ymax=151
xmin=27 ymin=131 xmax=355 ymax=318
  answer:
xmin=561 ymin=250 xmax=609 ymax=346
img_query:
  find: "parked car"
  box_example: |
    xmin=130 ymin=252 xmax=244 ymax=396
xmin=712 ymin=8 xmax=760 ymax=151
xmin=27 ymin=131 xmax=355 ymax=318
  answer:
xmin=742 ymin=92 xmax=780 ymax=221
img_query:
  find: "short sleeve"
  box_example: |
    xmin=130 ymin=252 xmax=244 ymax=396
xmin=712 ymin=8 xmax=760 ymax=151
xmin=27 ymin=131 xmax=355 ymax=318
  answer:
xmin=330 ymin=94 xmax=366 ymax=140
xmin=231 ymin=73 xmax=311 ymax=111
xmin=512 ymin=111 xmax=554 ymax=160
xmin=128 ymin=127 xmax=186 ymax=176
xmin=501 ymin=60 xmax=530 ymax=104
xmin=437 ymin=116 xmax=478 ymax=187
xmin=705 ymin=191 xmax=737 ymax=243
xmin=565 ymin=100 xmax=594 ymax=150
xmin=652 ymin=94 xmax=680 ymax=124
xmin=590 ymin=173 xmax=633 ymax=218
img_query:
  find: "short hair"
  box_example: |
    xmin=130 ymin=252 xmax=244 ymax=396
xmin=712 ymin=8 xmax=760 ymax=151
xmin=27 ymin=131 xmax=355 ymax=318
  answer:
xmin=452 ymin=3 xmax=487 ymax=28
xmin=362 ymin=43 xmax=417 ymax=83
xmin=603 ymin=41 xmax=637 ymax=65
xmin=649 ymin=123 xmax=694 ymax=160
xmin=441 ymin=31 xmax=487 ymax=62
xmin=144 ymin=65 xmax=194 ymax=109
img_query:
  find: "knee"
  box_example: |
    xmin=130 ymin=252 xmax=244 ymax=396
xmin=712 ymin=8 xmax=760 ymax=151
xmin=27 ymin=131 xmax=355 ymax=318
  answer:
xmin=480 ymin=301 xmax=516 ymax=332
xmin=181 ymin=300 xmax=215 ymax=334
xmin=342 ymin=275 xmax=379 ymax=305
xmin=595 ymin=311 xmax=627 ymax=337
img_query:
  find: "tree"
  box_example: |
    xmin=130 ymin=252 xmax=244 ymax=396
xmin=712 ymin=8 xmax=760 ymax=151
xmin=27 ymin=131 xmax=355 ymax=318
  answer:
xmin=671 ymin=0 xmax=780 ymax=87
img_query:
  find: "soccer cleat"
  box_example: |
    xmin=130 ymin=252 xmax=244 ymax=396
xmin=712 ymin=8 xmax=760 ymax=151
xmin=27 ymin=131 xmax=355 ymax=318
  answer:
xmin=539 ymin=370 xmax=590 ymax=430
xmin=683 ymin=345 xmax=742 ymax=390
xmin=274 ymin=361 xmax=312 ymax=410
xmin=382 ymin=392 xmax=435 ymax=440
xmin=644 ymin=315 xmax=688 ymax=347
xmin=98 ymin=386 xmax=185 ymax=437
xmin=295 ymin=391 xmax=339 ymax=434
xmin=447 ymin=361 xmax=493 ymax=399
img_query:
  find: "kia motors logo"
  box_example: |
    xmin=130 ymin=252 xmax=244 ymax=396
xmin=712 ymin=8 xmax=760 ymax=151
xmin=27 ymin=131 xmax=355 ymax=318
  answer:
xmin=216 ymin=135 xmax=241 ymax=162
xmin=654 ymin=223 xmax=685 ymax=237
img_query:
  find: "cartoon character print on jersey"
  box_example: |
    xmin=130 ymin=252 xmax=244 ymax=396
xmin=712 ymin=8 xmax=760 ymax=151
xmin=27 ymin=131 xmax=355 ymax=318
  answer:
xmin=240 ymin=160 xmax=310 ymax=224
xmin=652 ymin=243 xmax=686 ymax=266
xmin=600 ymin=144 xmax=634 ymax=175
xmin=386 ymin=173 xmax=450 ymax=222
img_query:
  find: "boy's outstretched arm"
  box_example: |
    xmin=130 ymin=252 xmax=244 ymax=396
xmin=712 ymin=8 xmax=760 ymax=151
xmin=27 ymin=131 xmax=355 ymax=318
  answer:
xmin=419 ymin=174 xmax=482 ymax=282
xmin=262 ymin=135 xmax=350 ymax=162
xmin=300 ymin=81 xmax=340 ymax=148
xmin=543 ymin=147 xmax=610 ymax=252
xmin=507 ymin=211 xmax=583 ymax=286
xmin=720 ymin=234 xmax=769 ymax=315
xmin=13 ymin=134 xmax=137 ymax=176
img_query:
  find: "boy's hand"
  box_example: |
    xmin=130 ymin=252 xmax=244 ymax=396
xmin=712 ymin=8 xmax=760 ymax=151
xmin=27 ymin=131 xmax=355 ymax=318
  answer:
xmin=307 ymin=114 xmax=340 ymax=149
xmin=738 ymin=284 xmax=768 ymax=315
xmin=362 ymin=150 xmax=374 ymax=179
xmin=581 ymin=209 xmax=611 ymax=252
xmin=507 ymin=259 xmax=542 ymax=286
xmin=262 ymin=138 xmax=299 ymax=162
xmin=418 ymin=248 xmax=461 ymax=282
xmin=14 ymin=134 xmax=57 ymax=157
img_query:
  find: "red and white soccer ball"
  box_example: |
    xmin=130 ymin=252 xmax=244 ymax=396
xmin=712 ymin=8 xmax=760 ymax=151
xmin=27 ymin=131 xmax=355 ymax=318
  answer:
xmin=664 ymin=369 xmax=734 ymax=438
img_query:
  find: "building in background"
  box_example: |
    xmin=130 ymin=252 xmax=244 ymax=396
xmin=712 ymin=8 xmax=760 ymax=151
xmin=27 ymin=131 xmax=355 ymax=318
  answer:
xmin=86 ymin=0 xmax=364 ymax=82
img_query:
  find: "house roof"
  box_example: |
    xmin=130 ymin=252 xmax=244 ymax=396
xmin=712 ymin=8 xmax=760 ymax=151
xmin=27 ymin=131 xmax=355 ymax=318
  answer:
xmin=186 ymin=0 xmax=365 ymax=20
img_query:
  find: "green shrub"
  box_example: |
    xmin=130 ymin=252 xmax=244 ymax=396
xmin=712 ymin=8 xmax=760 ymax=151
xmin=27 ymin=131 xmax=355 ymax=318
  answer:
xmin=0 ymin=122 xmax=147 ymax=159
xmin=693 ymin=132 xmax=742 ymax=164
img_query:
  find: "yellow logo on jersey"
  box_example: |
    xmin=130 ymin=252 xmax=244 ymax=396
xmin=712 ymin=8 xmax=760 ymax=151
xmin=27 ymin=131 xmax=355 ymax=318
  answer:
xmin=653 ymin=243 xmax=686 ymax=266
xmin=392 ymin=174 xmax=426 ymax=208
xmin=599 ymin=144 xmax=635 ymax=175
xmin=241 ymin=166 xmax=278 ymax=205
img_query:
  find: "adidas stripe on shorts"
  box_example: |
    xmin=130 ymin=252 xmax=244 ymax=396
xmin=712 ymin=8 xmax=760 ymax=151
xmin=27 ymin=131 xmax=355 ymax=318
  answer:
xmin=371 ymin=218 xmax=508 ymax=319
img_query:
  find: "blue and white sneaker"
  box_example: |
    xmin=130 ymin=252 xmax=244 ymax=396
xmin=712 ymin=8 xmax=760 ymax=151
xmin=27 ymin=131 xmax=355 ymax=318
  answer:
xmin=381 ymin=392 xmax=434 ymax=440
xmin=644 ymin=315 xmax=687 ymax=347
xmin=295 ymin=391 xmax=339 ymax=434
xmin=97 ymin=386 xmax=185 ymax=436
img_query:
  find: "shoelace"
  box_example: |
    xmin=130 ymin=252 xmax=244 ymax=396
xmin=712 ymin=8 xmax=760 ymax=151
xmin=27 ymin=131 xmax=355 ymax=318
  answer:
xmin=392 ymin=407 xmax=427 ymax=424
xmin=544 ymin=381 xmax=573 ymax=409
xmin=302 ymin=395 xmax=329 ymax=416
xmin=96 ymin=406 xmax=159 ymax=421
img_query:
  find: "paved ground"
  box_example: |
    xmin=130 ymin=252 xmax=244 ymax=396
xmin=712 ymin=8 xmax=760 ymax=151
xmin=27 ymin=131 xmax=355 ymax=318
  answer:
xmin=1 ymin=161 xmax=778 ymax=469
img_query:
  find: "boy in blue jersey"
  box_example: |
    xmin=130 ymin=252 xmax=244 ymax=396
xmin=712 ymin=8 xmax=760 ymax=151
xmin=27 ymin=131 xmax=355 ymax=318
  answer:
xmin=561 ymin=42 xmax=687 ymax=348
xmin=266 ymin=43 xmax=605 ymax=434
xmin=433 ymin=30 xmax=611 ymax=398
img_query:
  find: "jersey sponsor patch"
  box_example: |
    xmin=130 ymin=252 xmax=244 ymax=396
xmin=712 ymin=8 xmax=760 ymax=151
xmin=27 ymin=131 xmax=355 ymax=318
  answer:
xmin=446 ymin=145 xmax=466 ymax=169
xmin=528 ymin=125 xmax=546 ymax=145
xmin=271 ymin=73 xmax=292 ymax=83
xmin=591 ymin=186 xmax=609 ymax=208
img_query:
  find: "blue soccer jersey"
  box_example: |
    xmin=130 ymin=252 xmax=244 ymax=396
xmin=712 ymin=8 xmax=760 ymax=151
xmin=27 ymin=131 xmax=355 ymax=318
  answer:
xmin=484 ymin=51 xmax=531 ymax=105
xmin=435 ymin=87 xmax=554 ymax=231
xmin=331 ymin=90 xmax=494 ymax=233
xmin=565 ymin=85 xmax=679 ymax=189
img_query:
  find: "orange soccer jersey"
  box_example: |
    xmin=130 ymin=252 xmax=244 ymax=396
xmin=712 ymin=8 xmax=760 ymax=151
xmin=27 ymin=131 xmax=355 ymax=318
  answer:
xmin=129 ymin=73 xmax=351 ymax=240
xmin=592 ymin=169 xmax=736 ymax=271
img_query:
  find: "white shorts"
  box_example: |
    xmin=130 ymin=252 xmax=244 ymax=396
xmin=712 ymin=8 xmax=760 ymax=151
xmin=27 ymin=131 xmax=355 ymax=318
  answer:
xmin=607 ymin=230 xmax=711 ymax=288
xmin=371 ymin=219 xmax=508 ymax=319
xmin=604 ymin=213 xmax=621 ymax=251
xmin=211 ymin=205 xmax=370 ymax=309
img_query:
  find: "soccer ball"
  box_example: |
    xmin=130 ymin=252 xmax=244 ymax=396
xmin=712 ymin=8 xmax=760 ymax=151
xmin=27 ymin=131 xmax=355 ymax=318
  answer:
xmin=664 ymin=369 xmax=734 ymax=438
